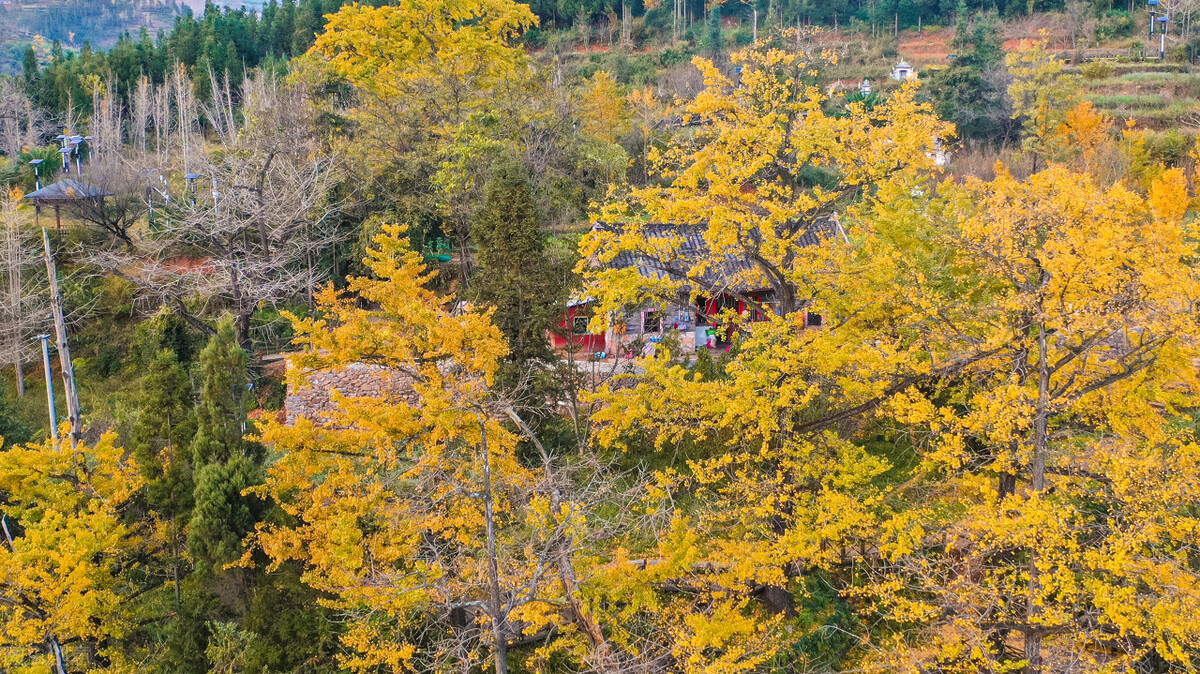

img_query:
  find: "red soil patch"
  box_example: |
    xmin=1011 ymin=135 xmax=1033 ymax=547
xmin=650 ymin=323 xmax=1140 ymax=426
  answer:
xmin=899 ymin=27 xmax=954 ymax=64
xmin=160 ymin=256 xmax=214 ymax=275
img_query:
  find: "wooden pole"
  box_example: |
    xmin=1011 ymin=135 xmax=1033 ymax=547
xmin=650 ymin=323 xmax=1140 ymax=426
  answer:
xmin=41 ymin=229 xmax=81 ymax=447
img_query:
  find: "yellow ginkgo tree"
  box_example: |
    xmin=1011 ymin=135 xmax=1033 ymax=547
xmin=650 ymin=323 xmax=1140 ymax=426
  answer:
xmin=0 ymin=433 xmax=149 ymax=673
xmin=304 ymin=0 xmax=539 ymax=280
xmin=857 ymin=166 xmax=1200 ymax=672
xmin=580 ymin=39 xmax=952 ymax=320
xmin=250 ymin=226 xmax=639 ymax=673
xmin=576 ymin=37 xmax=960 ymax=671
xmin=579 ymin=45 xmax=1200 ymax=668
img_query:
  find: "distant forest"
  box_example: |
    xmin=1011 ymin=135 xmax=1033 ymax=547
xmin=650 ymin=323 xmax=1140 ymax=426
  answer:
xmin=10 ymin=0 xmax=184 ymax=44
xmin=14 ymin=0 xmax=1125 ymax=118
xmin=0 ymin=1 xmax=183 ymax=72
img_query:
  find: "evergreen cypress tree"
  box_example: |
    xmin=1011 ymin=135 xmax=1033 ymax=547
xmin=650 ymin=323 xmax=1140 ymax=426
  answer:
xmin=706 ymin=3 xmax=722 ymax=56
xmin=278 ymin=0 xmax=297 ymax=56
xmin=928 ymin=1 xmax=1008 ymax=142
xmin=132 ymin=348 xmax=197 ymax=520
xmin=292 ymin=0 xmax=324 ymax=54
xmin=22 ymin=47 xmax=38 ymax=83
xmin=189 ymin=455 xmax=261 ymax=575
xmin=186 ymin=316 xmax=265 ymax=576
xmin=189 ymin=316 xmax=252 ymax=466
xmin=470 ymin=160 xmax=563 ymax=368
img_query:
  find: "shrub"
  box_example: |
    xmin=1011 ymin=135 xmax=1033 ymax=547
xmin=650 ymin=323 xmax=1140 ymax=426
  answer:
xmin=522 ymin=27 xmax=548 ymax=50
xmin=1144 ymin=129 xmax=1191 ymax=166
xmin=1080 ymin=60 xmax=1114 ymax=80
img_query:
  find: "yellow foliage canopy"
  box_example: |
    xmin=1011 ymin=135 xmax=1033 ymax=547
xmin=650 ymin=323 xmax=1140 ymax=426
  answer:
xmin=0 ymin=434 xmax=147 ymax=673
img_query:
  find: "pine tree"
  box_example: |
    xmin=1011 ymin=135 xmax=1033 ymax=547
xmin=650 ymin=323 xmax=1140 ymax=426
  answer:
xmin=130 ymin=348 xmax=198 ymax=615
xmin=189 ymin=316 xmax=251 ymax=466
xmin=292 ymin=0 xmax=324 ymax=54
xmin=470 ymin=160 xmax=563 ymax=368
xmin=928 ymin=2 xmax=1009 ymax=142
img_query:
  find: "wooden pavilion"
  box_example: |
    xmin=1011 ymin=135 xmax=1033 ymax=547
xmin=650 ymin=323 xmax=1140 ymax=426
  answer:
xmin=23 ymin=179 xmax=113 ymax=230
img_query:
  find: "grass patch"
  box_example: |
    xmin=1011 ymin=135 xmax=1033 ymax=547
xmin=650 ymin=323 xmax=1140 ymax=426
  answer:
xmin=1137 ymin=99 xmax=1200 ymax=120
xmin=1087 ymin=93 xmax=1170 ymax=109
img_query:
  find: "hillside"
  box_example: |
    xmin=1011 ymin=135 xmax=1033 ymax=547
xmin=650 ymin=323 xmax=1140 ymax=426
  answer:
xmin=0 ymin=0 xmax=185 ymax=74
xmin=2 ymin=0 xmax=1200 ymax=671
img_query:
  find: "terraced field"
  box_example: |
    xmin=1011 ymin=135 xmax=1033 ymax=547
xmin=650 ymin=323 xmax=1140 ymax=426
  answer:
xmin=1079 ymin=64 xmax=1200 ymax=129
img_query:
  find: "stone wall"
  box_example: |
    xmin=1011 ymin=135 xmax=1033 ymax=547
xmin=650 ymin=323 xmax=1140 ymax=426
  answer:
xmin=284 ymin=362 xmax=419 ymax=426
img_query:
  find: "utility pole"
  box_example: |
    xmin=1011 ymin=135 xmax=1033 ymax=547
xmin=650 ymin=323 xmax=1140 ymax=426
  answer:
xmin=41 ymin=229 xmax=80 ymax=447
xmin=36 ymin=334 xmax=55 ymax=441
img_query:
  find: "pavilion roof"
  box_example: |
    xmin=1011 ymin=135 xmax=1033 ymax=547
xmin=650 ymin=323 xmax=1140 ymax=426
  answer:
xmin=24 ymin=179 xmax=112 ymax=202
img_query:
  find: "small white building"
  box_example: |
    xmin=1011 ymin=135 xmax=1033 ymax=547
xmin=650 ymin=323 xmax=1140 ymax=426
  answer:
xmin=891 ymin=60 xmax=916 ymax=81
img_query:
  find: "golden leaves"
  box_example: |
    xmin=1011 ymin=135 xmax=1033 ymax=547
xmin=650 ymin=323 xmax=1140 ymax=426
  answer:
xmin=0 ymin=434 xmax=146 ymax=672
xmin=312 ymin=0 xmax=536 ymax=104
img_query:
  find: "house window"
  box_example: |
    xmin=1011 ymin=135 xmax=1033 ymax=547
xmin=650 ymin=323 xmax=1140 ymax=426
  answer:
xmin=643 ymin=310 xmax=662 ymax=333
xmin=572 ymin=315 xmax=591 ymax=334
xmin=806 ymin=312 xmax=823 ymax=327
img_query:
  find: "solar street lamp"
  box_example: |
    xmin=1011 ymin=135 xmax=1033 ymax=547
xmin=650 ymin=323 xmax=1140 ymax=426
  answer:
xmin=68 ymin=141 xmax=81 ymax=175
xmin=1148 ymin=0 xmax=1159 ymax=39
xmin=1157 ymin=16 xmax=1170 ymax=59
xmin=35 ymin=334 xmax=57 ymax=441
xmin=58 ymin=147 xmax=72 ymax=175
xmin=29 ymin=159 xmax=44 ymax=190
xmin=184 ymin=173 xmax=201 ymax=205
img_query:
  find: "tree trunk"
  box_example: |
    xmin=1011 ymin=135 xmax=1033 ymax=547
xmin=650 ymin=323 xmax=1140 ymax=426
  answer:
xmin=235 ymin=311 xmax=253 ymax=351
xmin=1023 ymin=317 xmax=1051 ymax=674
xmin=558 ymin=545 xmax=618 ymax=672
xmin=622 ymin=2 xmax=632 ymax=47
xmin=479 ymin=420 xmax=508 ymax=674
xmin=11 ymin=258 xmax=22 ymax=397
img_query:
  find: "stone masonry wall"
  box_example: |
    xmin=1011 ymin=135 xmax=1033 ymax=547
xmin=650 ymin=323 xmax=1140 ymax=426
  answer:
xmin=284 ymin=362 xmax=419 ymax=426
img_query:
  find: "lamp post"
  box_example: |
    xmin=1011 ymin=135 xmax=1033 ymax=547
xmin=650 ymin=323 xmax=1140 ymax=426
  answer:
xmin=184 ymin=173 xmax=201 ymax=206
xmin=29 ymin=159 xmax=43 ymax=190
xmin=1148 ymin=0 xmax=1159 ymax=39
xmin=69 ymin=141 xmax=81 ymax=176
xmin=58 ymin=147 xmax=71 ymax=175
xmin=35 ymin=334 xmax=57 ymax=441
xmin=1157 ymin=16 xmax=1170 ymax=59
